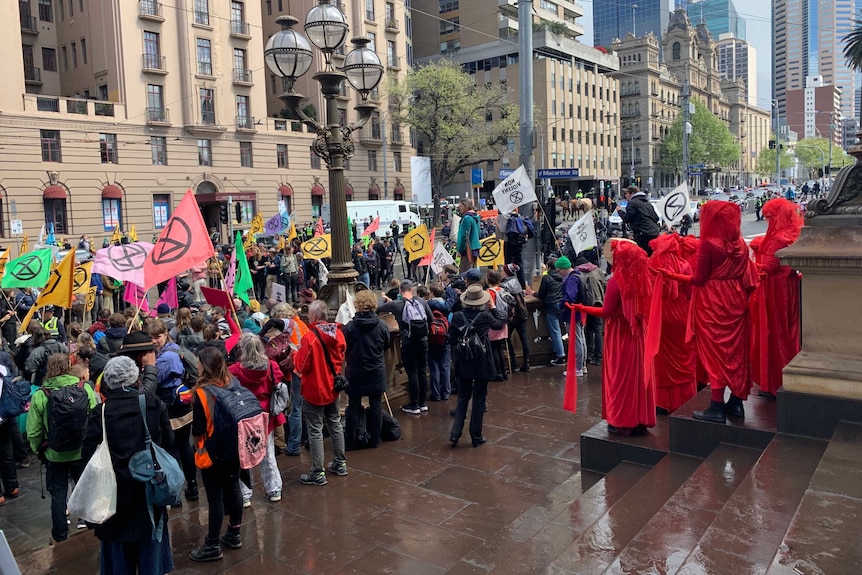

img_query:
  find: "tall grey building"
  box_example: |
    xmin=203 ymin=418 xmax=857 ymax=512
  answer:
xmin=686 ymin=0 xmax=745 ymax=41
xmin=593 ymin=0 xmax=672 ymax=48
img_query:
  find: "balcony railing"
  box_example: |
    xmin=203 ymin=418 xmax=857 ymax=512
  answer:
xmin=66 ymin=99 xmax=88 ymax=114
xmin=20 ymin=14 xmax=38 ymax=34
xmin=142 ymin=53 xmax=167 ymax=72
xmin=385 ymin=18 xmax=399 ymax=31
xmin=95 ymin=102 xmax=115 ymax=117
xmin=37 ymin=97 xmax=59 ymax=112
xmin=24 ymin=66 xmax=41 ymax=84
xmin=387 ymin=56 xmax=401 ymax=70
xmin=233 ymin=68 xmax=253 ymax=84
xmin=230 ymin=20 xmax=251 ymax=38
xmin=138 ymin=0 xmax=164 ymax=20
xmin=146 ymin=107 xmax=170 ymax=124
xmin=236 ymin=115 xmax=255 ymax=130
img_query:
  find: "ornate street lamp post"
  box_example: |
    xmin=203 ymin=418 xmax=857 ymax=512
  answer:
xmin=264 ymin=2 xmax=383 ymax=312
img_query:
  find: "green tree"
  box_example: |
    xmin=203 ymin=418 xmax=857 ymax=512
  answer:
xmin=794 ymin=137 xmax=854 ymax=178
xmin=843 ymin=24 xmax=862 ymax=123
xmin=659 ymin=100 xmax=741 ymax=173
xmin=389 ymin=59 xmax=518 ymax=223
xmin=754 ymin=138 xmax=794 ymax=178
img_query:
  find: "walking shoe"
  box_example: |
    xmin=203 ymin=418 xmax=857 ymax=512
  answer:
xmin=300 ymin=471 xmax=327 ymax=486
xmin=519 ymin=362 xmax=531 ymax=373
xmin=185 ymin=480 xmax=199 ymax=502
xmin=576 ymin=369 xmax=586 ymax=377
xmin=326 ymin=461 xmax=348 ymax=476
xmin=269 ymin=491 xmax=282 ymax=502
xmin=285 ymin=450 xmax=301 ymax=457
xmin=242 ymin=497 xmax=251 ymax=508
xmin=550 ymin=356 xmax=567 ymax=366
xmin=725 ymin=395 xmax=745 ymax=418
xmin=220 ymin=525 xmax=242 ymax=550
xmin=419 ymin=404 xmax=429 ymax=412
xmin=5 ymin=488 xmax=19 ymax=500
xmin=76 ymin=519 xmax=87 ymax=530
xmin=693 ymin=400 xmax=727 ymax=424
xmin=401 ymin=404 xmax=420 ymax=415
xmin=189 ymin=538 xmax=223 ymax=562
xmin=16 ymin=455 xmax=35 ymax=469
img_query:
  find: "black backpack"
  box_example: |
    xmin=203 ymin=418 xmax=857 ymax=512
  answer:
xmin=511 ymin=291 xmax=529 ymax=324
xmin=401 ymin=299 xmax=429 ymax=342
xmin=42 ymin=381 xmax=89 ymax=453
xmin=203 ymin=381 xmax=266 ymax=465
xmin=177 ymin=346 xmax=200 ymax=388
xmin=0 ymin=377 xmax=31 ymax=420
xmin=454 ymin=313 xmax=486 ymax=362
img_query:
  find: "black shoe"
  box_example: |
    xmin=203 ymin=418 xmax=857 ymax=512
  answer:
xmin=550 ymin=357 xmax=567 ymax=366
xmin=185 ymin=480 xmax=199 ymax=502
xmin=220 ymin=526 xmax=242 ymax=550
xmin=189 ymin=539 xmax=223 ymax=562
xmin=448 ymin=437 xmax=458 ymax=448
xmin=519 ymin=363 xmax=530 ymax=373
xmin=693 ymin=400 xmax=727 ymax=423
xmin=472 ymin=437 xmax=487 ymax=448
xmin=656 ymin=407 xmax=669 ymax=416
xmin=725 ymin=395 xmax=745 ymax=418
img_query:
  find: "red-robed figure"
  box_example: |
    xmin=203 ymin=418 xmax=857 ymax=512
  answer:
xmin=661 ymin=201 xmax=758 ymax=423
xmin=750 ymin=198 xmax=803 ymax=396
xmin=676 ymin=235 xmax=708 ymax=385
xmin=646 ymin=234 xmax=697 ymax=414
xmin=575 ymin=240 xmax=655 ymax=436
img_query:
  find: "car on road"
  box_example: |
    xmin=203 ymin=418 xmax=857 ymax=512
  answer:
xmin=689 ymin=201 xmax=700 ymax=222
xmin=56 ymin=248 xmax=93 ymax=264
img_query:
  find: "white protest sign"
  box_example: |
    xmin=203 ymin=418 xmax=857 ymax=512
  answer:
xmin=430 ymin=242 xmax=455 ymax=274
xmin=492 ymin=165 xmax=537 ymax=214
xmin=271 ymin=282 xmax=286 ymax=303
xmin=655 ymin=182 xmax=692 ymax=226
xmin=568 ymin=211 xmax=598 ymax=255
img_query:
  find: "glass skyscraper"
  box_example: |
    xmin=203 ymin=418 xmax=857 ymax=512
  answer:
xmin=685 ymin=0 xmax=745 ymax=40
xmin=593 ymin=0 xmax=672 ymax=48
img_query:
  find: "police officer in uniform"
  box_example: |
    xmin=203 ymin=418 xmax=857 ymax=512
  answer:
xmin=40 ymin=306 xmax=67 ymax=344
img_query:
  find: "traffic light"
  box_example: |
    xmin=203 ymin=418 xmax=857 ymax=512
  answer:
xmin=768 ymin=140 xmax=776 ymax=149
xmin=235 ymin=201 xmax=243 ymax=223
xmin=219 ymin=203 xmax=229 ymax=224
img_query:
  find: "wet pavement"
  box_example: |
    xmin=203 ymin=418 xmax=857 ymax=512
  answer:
xmin=7 ymin=365 xmax=862 ymax=574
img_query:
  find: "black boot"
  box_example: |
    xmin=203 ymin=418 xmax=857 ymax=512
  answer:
xmin=693 ymin=400 xmax=726 ymax=424
xmin=220 ymin=524 xmax=242 ymax=550
xmin=189 ymin=537 xmax=223 ymax=562
xmin=725 ymin=395 xmax=745 ymax=418
xmin=519 ymin=361 xmax=530 ymax=373
xmin=185 ymin=480 xmax=199 ymax=502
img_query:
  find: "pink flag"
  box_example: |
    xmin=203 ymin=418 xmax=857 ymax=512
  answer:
xmin=419 ymin=228 xmax=435 ymax=266
xmin=361 ymin=216 xmax=380 ymax=237
xmin=92 ymin=242 xmax=154 ymax=287
xmin=150 ymin=277 xmax=178 ymax=316
xmin=123 ymin=282 xmax=150 ymax=314
xmin=224 ymin=253 xmax=237 ymax=291
xmin=144 ymin=190 xmax=215 ymax=288
xmin=314 ymin=217 xmax=325 ymax=237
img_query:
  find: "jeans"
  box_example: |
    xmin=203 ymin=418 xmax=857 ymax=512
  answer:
xmin=0 ymin=420 xmax=19 ymax=495
xmin=239 ymin=431 xmax=281 ymax=500
xmin=46 ymin=459 xmax=85 ymax=541
xmin=546 ymin=312 xmax=565 ymax=358
xmin=401 ymin=339 xmax=429 ymax=408
xmin=450 ymin=378 xmax=488 ymax=445
xmin=357 ymin=272 xmax=370 ymax=287
xmin=507 ymin=321 xmax=530 ymax=366
xmin=287 ymin=373 xmax=303 ymax=454
xmin=428 ymin=344 xmax=451 ymax=400
xmin=302 ymin=399 xmax=346 ymax=473
xmin=345 ymin=394 xmax=382 ymax=449
xmin=586 ymin=316 xmax=604 ymax=362
xmin=574 ymin=322 xmax=586 ymax=372
xmin=168 ymin=423 xmax=196 ymax=486
xmin=284 ymin=273 xmax=298 ymax=302
xmin=200 ymin=462 xmax=242 ymax=540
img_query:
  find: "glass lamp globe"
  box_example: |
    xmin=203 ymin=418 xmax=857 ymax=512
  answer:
xmin=264 ymin=16 xmax=313 ymax=87
xmin=304 ymin=0 xmax=349 ymax=53
xmin=342 ymin=38 xmax=384 ymax=97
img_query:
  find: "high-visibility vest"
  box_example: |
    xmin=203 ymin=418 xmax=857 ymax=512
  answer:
xmin=43 ymin=317 xmax=60 ymax=337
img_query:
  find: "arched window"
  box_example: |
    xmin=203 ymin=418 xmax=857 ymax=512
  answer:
xmin=634 ymin=81 xmax=639 ymax=94
xmin=672 ymin=42 xmax=681 ymax=60
xmin=44 ymin=185 xmax=68 ymax=234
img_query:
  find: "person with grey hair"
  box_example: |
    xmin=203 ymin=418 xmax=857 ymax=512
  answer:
xmin=228 ymin=333 xmax=285 ymax=504
xmin=294 ymin=300 xmax=347 ymax=486
xmin=81 ymin=356 xmax=175 ymax=574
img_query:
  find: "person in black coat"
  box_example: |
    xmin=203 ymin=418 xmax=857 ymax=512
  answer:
xmin=447 ymin=285 xmax=505 ymax=448
xmin=81 ymin=356 xmax=175 ymax=575
xmin=617 ymin=186 xmax=660 ymax=255
xmin=343 ymin=290 xmax=390 ymax=449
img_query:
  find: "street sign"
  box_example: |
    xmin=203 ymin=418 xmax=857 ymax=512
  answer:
xmin=10 ymin=220 xmax=22 ymax=235
xmin=689 ymin=163 xmax=705 ymax=169
xmin=507 ymin=138 xmax=516 ymax=153
xmin=471 ymin=168 xmax=484 ymax=187
xmin=537 ymin=168 xmax=579 ymax=178
xmin=498 ymin=168 xmax=515 ymax=179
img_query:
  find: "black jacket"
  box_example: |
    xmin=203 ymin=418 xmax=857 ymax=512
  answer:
xmin=81 ymin=388 xmax=173 ymax=543
xmin=97 ymin=327 xmax=127 ymax=355
xmin=536 ymin=270 xmax=564 ymax=314
xmin=620 ymin=193 xmax=660 ymax=242
xmin=377 ymin=297 xmax=433 ymax=344
xmin=448 ymin=307 xmax=505 ymax=380
xmin=343 ymin=311 xmax=390 ymax=397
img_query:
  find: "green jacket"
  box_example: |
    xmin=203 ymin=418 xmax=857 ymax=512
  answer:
xmin=457 ymin=212 xmax=482 ymax=254
xmin=26 ymin=374 xmax=97 ymax=462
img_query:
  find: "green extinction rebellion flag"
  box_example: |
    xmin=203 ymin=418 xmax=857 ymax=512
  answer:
xmin=232 ymin=232 xmax=254 ymax=305
xmin=1 ymin=249 xmax=53 ymax=289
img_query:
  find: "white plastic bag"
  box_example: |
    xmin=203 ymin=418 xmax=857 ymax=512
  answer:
xmin=68 ymin=406 xmax=117 ymax=524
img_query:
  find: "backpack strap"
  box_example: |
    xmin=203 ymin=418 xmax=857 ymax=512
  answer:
xmin=310 ymin=327 xmax=339 ymax=379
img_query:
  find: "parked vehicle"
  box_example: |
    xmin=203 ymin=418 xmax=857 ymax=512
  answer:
xmin=344 ymin=200 xmax=421 ymax=236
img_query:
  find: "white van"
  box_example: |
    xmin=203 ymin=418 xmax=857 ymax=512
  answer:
xmin=345 ymin=200 xmax=421 ymax=236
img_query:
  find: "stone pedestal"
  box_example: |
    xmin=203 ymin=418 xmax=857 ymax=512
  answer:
xmin=778 ymin=218 xmax=862 ymax=437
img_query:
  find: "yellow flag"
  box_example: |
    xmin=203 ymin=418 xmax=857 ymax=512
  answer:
xmin=404 ymin=224 xmax=432 ymax=262
xmin=477 ymin=236 xmax=505 ymax=268
xmin=277 ymin=236 xmax=285 ymax=251
xmin=19 ymin=233 xmax=28 ymax=255
xmin=37 ymin=249 xmax=75 ymax=309
xmin=111 ymin=226 xmax=121 ymax=244
xmin=244 ymin=213 xmax=264 ymax=249
xmin=287 ymin=220 xmax=297 ymax=242
xmin=0 ymin=249 xmax=9 ymax=278
xmin=85 ymin=286 xmax=97 ymax=312
xmin=129 ymin=224 xmax=138 ymax=242
xmin=301 ymin=234 xmax=332 ymax=260
xmin=19 ymin=305 xmax=36 ymax=334
xmin=74 ymin=262 xmax=93 ymax=295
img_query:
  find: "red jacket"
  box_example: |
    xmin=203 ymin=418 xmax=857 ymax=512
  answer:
xmin=295 ymin=321 xmax=346 ymax=406
xmin=228 ymin=360 xmax=286 ymax=432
